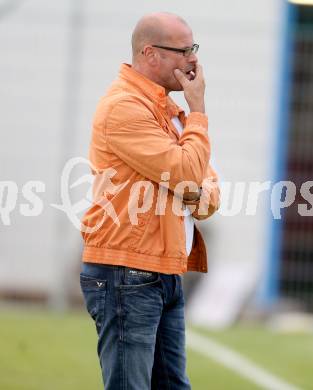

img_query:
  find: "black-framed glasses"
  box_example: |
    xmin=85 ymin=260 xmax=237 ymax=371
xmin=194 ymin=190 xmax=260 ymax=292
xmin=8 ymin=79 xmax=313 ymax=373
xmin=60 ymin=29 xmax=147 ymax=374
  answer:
xmin=151 ymin=43 xmax=199 ymax=57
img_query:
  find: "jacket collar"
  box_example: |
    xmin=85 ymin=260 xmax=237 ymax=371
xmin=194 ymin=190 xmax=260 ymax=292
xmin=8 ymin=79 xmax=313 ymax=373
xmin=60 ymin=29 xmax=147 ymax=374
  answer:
xmin=119 ymin=63 xmax=184 ymax=119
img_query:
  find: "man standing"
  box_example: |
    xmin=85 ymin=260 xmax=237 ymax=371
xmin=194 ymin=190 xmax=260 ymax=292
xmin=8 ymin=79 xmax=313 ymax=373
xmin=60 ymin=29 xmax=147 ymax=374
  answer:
xmin=80 ymin=12 xmax=220 ymax=390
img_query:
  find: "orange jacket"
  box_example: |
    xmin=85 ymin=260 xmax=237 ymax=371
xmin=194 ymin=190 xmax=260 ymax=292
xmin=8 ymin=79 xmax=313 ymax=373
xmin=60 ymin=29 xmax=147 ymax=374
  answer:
xmin=81 ymin=63 xmax=220 ymax=274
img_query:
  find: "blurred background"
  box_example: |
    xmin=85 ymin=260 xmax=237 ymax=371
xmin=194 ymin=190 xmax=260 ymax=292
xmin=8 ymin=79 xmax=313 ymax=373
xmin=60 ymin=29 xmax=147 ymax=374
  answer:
xmin=1 ymin=0 xmax=313 ymax=389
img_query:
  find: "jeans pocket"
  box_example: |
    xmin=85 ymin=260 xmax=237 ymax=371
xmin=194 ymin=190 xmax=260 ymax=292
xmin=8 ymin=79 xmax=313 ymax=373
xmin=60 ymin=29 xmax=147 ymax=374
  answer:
xmin=80 ymin=274 xmax=107 ymax=330
xmin=120 ymin=267 xmax=160 ymax=289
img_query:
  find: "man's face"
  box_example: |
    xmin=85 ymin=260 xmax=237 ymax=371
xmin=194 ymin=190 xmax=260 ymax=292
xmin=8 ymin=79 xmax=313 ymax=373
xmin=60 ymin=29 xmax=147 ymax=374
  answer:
xmin=154 ymin=24 xmax=198 ymax=93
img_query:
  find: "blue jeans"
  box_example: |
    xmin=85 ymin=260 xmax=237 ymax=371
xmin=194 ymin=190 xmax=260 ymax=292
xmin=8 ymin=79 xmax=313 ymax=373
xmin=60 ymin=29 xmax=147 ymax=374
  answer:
xmin=80 ymin=263 xmax=191 ymax=390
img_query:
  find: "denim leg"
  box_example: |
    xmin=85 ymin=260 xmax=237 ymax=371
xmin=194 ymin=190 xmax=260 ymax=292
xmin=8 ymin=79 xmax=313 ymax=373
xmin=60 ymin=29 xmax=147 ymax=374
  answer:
xmin=119 ymin=273 xmax=163 ymax=389
xmin=80 ymin=263 xmax=164 ymax=390
xmin=80 ymin=264 xmax=122 ymax=389
xmin=151 ymin=275 xmax=191 ymax=390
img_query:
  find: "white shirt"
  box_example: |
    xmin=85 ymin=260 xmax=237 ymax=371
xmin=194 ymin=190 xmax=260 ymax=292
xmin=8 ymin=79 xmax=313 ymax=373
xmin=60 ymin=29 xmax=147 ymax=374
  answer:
xmin=171 ymin=116 xmax=195 ymax=256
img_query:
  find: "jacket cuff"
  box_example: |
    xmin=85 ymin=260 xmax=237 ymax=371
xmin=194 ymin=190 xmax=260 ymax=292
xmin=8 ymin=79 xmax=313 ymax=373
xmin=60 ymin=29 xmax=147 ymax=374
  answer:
xmin=186 ymin=112 xmax=208 ymax=131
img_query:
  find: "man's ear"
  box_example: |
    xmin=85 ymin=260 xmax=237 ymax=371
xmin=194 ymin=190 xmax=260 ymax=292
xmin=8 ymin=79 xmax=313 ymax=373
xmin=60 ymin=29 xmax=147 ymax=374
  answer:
xmin=142 ymin=46 xmax=158 ymax=66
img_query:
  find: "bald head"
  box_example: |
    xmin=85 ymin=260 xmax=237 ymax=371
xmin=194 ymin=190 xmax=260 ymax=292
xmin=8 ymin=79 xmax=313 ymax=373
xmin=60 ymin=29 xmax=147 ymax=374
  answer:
xmin=131 ymin=12 xmax=190 ymax=60
xmin=130 ymin=12 xmax=197 ymax=94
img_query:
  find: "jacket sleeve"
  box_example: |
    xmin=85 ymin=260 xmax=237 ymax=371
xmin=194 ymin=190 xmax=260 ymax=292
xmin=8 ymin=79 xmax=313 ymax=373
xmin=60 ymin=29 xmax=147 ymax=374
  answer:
xmin=104 ymin=98 xmax=210 ymax=191
xmin=184 ymin=164 xmax=220 ymax=220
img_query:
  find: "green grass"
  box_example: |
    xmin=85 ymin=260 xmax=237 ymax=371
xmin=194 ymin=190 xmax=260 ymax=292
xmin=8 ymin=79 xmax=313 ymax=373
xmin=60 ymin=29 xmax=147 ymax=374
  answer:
xmin=187 ymin=348 xmax=263 ymax=390
xmin=0 ymin=308 xmax=312 ymax=390
xmin=0 ymin=308 xmax=102 ymax=390
xmin=193 ymin=325 xmax=313 ymax=390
